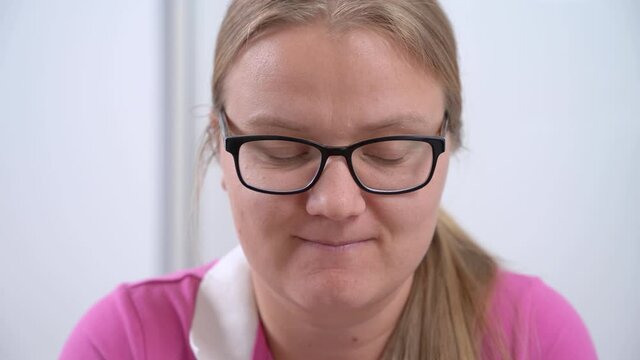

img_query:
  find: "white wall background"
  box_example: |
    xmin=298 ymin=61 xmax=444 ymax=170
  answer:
xmin=0 ymin=0 xmax=637 ymax=359
xmin=0 ymin=1 xmax=162 ymax=359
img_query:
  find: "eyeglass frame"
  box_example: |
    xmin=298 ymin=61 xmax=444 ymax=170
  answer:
xmin=219 ymin=108 xmax=448 ymax=195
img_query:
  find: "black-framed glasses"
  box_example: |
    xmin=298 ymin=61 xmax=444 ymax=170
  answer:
xmin=219 ymin=108 xmax=448 ymax=195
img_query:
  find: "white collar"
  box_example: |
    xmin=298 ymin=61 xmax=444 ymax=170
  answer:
xmin=189 ymin=246 xmax=259 ymax=360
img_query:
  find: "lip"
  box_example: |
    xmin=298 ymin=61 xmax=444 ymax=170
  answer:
xmin=296 ymin=236 xmax=373 ymax=250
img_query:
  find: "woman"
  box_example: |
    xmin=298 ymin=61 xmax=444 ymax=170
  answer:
xmin=61 ymin=1 xmax=597 ymax=359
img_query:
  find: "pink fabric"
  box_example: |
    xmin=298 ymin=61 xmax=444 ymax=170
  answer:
xmin=60 ymin=265 xmax=597 ymax=359
xmin=484 ymin=271 xmax=597 ymax=359
xmin=253 ymin=322 xmax=274 ymax=360
xmin=60 ymin=264 xmax=213 ymax=360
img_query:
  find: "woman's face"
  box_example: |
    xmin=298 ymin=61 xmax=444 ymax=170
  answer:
xmin=219 ymin=23 xmax=450 ymax=313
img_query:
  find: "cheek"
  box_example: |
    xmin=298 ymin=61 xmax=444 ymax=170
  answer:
xmin=220 ymin=150 xmax=301 ymax=264
xmin=372 ymin=192 xmax=438 ymax=264
xmin=372 ymin=152 xmax=449 ymax=261
xmin=222 ymin=154 xmax=265 ymax=233
xmin=220 ymin=151 xmax=258 ymax=241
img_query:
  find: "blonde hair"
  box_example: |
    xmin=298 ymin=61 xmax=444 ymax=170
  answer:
xmin=198 ymin=1 xmax=506 ymax=358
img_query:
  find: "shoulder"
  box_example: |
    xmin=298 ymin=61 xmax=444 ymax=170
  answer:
xmin=60 ymin=262 xmax=216 ymax=360
xmin=488 ymin=270 xmax=598 ymax=360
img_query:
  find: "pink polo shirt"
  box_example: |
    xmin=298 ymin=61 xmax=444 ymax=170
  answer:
xmin=60 ymin=256 xmax=597 ymax=359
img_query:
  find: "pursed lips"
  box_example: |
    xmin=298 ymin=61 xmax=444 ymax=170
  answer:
xmin=295 ymin=235 xmax=374 ymax=249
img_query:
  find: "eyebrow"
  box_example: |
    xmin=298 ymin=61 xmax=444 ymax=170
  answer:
xmin=239 ymin=112 xmax=436 ymax=134
xmin=242 ymin=114 xmax=309 ymax=133
xmin=359 ymin=113 xmax=434 ymax=132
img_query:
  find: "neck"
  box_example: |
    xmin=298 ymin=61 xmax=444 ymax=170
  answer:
xmin=252 ymin=275 xmax=414 ymax=360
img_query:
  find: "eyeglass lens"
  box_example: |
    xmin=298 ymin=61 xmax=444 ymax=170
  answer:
xmin=237 ymin=139 xmax=434 ymax=192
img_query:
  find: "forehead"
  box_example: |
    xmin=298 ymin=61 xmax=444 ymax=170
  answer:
xmin=223 ymin=22 xmax=445 ymax=138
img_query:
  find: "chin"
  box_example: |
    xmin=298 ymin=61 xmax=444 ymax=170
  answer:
xmin=289 ymin=269 xmax=379 ymax=313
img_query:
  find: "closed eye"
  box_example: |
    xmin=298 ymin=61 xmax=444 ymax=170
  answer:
xmin=242 ymin=140 xmax=319 ymax=167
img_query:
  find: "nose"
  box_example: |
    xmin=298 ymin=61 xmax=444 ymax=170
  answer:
xmin=305 ymin=157 xmax=366 ymax=221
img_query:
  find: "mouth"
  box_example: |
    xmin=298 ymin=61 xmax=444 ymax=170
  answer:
xmin=296 ymin=236 xmax=373 ymax=250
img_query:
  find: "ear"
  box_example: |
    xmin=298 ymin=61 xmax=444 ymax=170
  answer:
xmin=221 ymin=177 xmax=227 ymax=192
xmin=209 ymin=112 xmax=218 ymax=129
xmin=208 ymin=112 xmax=227 ymax=192
xmin=207 ymin=112 xmax=222 ymax=163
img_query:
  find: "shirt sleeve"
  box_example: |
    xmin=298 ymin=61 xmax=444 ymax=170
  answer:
xmin=527 ymin=278 xmax=598 ymax=360
xmin=59 ymin=285 xmax=143 ymax=360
